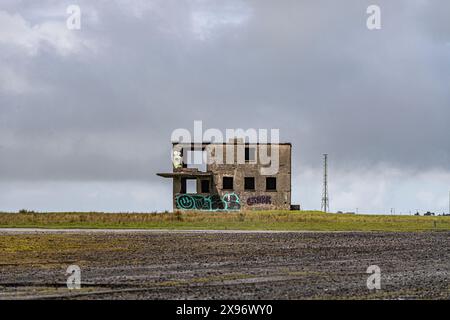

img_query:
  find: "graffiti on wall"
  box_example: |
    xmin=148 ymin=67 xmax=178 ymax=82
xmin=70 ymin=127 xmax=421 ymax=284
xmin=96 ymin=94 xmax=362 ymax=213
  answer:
xmin=222 ymin=193 xmax=240 ymax=210
xmin=176 ymin=193 xmax=240 ymax=211
xmin=247 ymin=195 xmax=271 ymax=206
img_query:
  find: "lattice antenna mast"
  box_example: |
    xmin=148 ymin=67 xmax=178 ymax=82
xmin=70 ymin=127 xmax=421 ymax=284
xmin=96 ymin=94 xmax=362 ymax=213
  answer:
xmin=321 ymin=154 xmax=330 ymax=212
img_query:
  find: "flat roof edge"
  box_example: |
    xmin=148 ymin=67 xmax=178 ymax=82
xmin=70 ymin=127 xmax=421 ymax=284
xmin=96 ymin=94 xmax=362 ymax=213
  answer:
xmin=170 ymin=142 xmax=292 ymax=146
xmin=157 ymin=172 xmax=213 ymax=178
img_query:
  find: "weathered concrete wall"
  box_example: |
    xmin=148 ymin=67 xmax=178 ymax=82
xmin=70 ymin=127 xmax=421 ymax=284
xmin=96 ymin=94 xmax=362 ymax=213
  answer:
xmin=169 ymin=142 xmax=291 ymax=211
xmin=206 ymin=143 xmax=291 ymax=210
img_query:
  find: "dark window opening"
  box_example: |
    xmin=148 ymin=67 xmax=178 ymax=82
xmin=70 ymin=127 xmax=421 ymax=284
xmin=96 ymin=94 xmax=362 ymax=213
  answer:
xmin=244 ymin=177 xmax=255 ymax=190
xmin=201 ymin=180 xmax=210 ymax=193
xmin=245 ymin=147 xmax=256 ymax=162
xmin=266 ymin=177 xmax=276 ymax=191
xmin=222 ymin=177 xmax=233 ymax=190
xmin=180 ymin=178 xmax=186 ymax=193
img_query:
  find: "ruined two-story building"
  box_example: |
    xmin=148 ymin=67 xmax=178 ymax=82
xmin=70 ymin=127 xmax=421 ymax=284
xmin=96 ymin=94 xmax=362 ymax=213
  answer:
xmin=157 ymin=139 xmax=292 ymax=211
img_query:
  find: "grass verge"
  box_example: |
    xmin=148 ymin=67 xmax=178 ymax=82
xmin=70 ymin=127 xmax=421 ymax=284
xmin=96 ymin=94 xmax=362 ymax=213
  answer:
xmin=0 ymin=210 xmax=449 ymax=232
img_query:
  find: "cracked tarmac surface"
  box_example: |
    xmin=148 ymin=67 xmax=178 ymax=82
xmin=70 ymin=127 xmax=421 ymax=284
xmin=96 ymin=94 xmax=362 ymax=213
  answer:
xmin=0 ymin=230 xmax=448 ymax=299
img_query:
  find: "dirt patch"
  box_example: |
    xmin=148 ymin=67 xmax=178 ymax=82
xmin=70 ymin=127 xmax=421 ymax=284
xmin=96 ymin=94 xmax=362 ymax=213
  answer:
xmin=0 ymin=231 xmax=448 ymax=299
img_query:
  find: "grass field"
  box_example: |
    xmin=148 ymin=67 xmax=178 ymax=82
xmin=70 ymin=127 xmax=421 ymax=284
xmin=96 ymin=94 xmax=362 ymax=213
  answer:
xmin=0 ymin=210 xmax=449 ymax=232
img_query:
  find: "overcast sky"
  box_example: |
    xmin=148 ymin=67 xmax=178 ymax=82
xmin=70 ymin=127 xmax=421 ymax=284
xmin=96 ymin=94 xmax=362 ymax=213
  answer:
xmin=1 ymin=0 xmax=449 ymax=213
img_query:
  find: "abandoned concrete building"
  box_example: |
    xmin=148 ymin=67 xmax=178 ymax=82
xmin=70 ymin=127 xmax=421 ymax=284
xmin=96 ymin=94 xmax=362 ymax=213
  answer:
xmin=157 ymin=139 xmax=293 ymax=211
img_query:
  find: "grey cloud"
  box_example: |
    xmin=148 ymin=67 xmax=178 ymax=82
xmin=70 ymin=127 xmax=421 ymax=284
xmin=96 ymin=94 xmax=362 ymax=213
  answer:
xmin=0 ymin=0 xmax=449 ymax=212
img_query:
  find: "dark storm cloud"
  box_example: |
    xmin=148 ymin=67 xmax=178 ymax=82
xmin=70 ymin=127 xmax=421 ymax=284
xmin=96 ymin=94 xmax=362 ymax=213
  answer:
xmin=1 ymin=0 xmax=449 ymax=183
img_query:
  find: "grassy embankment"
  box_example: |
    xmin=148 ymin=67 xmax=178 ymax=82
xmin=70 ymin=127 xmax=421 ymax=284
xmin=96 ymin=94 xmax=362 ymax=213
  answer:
xmin=0 ymin=211 xmax=449 ymax=232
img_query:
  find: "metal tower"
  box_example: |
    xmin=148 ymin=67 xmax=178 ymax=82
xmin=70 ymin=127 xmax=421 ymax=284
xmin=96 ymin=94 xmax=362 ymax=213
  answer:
xmin=321 ymin=154 xmax=329 ymax=212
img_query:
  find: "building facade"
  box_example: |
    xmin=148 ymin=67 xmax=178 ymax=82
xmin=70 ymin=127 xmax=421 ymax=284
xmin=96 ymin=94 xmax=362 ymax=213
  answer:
xmin=157 ymin=140 xmax=292 ymax=211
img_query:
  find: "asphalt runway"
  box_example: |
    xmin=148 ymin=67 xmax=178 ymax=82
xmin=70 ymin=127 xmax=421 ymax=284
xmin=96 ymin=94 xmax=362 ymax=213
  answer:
xmin=0 ymin=229 xmax=448 ymax=299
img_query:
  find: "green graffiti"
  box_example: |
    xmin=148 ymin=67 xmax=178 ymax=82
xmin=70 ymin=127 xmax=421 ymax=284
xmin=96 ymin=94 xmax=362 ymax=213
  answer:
xmin=176 ymin=193 xmax=240 ymax=211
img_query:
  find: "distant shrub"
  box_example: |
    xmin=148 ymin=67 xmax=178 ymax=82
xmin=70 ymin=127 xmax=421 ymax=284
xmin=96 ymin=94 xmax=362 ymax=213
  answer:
xmin=18 ymin=209 xmax=35 ymax=214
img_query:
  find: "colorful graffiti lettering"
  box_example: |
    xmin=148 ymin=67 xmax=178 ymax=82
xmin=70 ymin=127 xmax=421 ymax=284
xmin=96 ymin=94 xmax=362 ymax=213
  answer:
xmin=247 ymin=195 xmax=271 ymax=206
xmin=176 ymin=193 xmax=240 ymax=211
xmin=222 ymin=193 xmax=240 ymax=210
